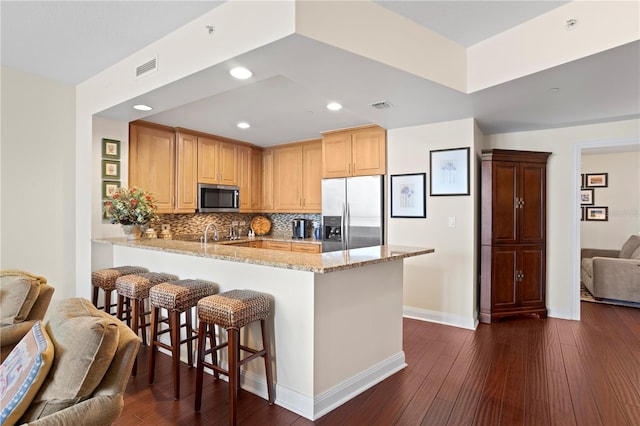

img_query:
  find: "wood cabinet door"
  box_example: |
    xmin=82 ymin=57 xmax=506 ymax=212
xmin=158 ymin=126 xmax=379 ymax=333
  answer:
xmin=174 ymin=132 xmax=197 ymax=213
xmin=273 ymin=145 xmax=302 ymax=211
xmin=351 ymin=127 xmax=386 ymax=176
xmin=519 ymin=163 xmax=546 ymax=244
xmin=250 ymin=148 xmax=262 ymax=211
xmin=301 ymin=141 xmax=322 ymax=212
xmin=218 ymin=141 xmax=238 ymax=185
xmin=261 ymin=149 xmax=274 ymax=211
xmin=197 ymin=136 xmax=219 ymax=184
xmin=491 ymin=246 xmax=518 ymax=310
xmin=519 ymin=246 xmax=545 ymax=306
xmin=238 ymin=146 xmax=251 ymax=211
xmin=491 ymin=162 xmax=518 ymax=244
xmin=129 ymin=124 xmax=175 ymax=214
xmin=322 ymin=132 xmax=351 ymax=178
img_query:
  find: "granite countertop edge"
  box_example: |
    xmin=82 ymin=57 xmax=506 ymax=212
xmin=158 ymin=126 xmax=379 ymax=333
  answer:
xmin=92 ymin=237 xmax=434 ymax=273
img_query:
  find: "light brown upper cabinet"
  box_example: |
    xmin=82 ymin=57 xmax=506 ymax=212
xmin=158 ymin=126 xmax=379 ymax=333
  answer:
xmin=261 ymin=149 xmax=274 ymax=212
xmin=238 ymin=146 xmax=262 ymax=213
xmin=197 ymin=136 xmax=238 ymax=186
xmin=273 ymin=140 xmax=322 ymax=213
xmin=322 ymin=125 xmax=386 ymax=178
xmin=129 ymin=122 xmax=197 ymax=214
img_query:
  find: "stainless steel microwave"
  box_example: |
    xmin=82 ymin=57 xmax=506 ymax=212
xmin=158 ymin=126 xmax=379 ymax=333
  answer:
xmin=197 ymin=183 xmax=239 ymax=212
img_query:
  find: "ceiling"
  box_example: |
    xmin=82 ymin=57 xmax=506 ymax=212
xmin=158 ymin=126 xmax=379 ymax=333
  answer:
xmin=2 ymin=1 xmax=638 ymax=147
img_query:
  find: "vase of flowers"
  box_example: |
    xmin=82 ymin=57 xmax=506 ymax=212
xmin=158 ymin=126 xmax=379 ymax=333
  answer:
xmin=104 ymin=187 xmax=159 ymax=240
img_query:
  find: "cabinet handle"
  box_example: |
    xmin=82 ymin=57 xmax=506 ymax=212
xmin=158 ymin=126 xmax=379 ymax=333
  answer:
xmin=514 ymin=197 xmax=525 ymax=209
xmin=515 ymin=270 xmax=524 ymax=282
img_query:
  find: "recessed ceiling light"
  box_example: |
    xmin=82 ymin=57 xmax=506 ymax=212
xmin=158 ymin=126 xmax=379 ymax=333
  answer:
xmin=230 ymin=67 xmax=252 ymax=80
xmin=133 ymin=104 xmax=152 ymax=111
xmin=237 ymin=122 xmax=250 ymax=129
xmin=327 ymin=102 xmax=342 ymax=111
xmin=548 ymin=87 xmax=560 ymax=93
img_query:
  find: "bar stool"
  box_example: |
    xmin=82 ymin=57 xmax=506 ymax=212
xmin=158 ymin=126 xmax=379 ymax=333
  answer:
xmin=115 ymin=271 xmax=178 ymax=375
xmin=91 ymin=266 xmax=149 ymax=314
xmin=195 ymin=289 xmax=274 ymax=425
xmin=148 ymin=279 xmax=218 ymax=399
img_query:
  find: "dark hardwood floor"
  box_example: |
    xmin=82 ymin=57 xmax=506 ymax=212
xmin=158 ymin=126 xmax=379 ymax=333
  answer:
xmin=115 ymin=301 xmax=640 ymax=425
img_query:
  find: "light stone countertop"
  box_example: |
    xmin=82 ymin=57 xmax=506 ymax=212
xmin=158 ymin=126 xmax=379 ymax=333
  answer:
xmin=93 ymin=237 xmax=434 ymax=273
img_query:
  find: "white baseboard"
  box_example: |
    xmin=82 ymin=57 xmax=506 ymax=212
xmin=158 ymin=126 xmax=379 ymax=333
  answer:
xmin=403 ymin=306 xmax=478 ymax=330
xmin=227 ymin=351 xmax=407 ymax=421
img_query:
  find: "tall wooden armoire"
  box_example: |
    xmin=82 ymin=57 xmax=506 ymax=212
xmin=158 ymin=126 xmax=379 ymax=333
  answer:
xmin=480 ymin=149 xmax=551 ymax=324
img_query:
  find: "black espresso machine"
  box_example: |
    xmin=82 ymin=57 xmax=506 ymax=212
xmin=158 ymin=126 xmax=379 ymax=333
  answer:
xmin=292 ymin=218 xmax=310 ymax=239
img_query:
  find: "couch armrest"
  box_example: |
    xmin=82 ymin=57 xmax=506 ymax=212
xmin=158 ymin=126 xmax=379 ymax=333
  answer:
xmin=1 ymin=320 xmax=37 ymax=346
xmin=581 ymin=248 xmax=620 ymax=260
xmin=27 ymin=284 xmax=54 ymax=322
xmin=592 ymin=257 xmax=640 ymax=302
xmin=20 ymin=394 xmax=124 ymax=426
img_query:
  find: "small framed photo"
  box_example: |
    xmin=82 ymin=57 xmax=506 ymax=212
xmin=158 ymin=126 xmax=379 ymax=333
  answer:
xmin=102 ymin=160 xmax=120 ymax=179
xmin=430 ymin=147 xmax=470 ymax=196
xmin=581 ymin=206 xmax=585 ymax=221
xmin=102 ymin=200 xmax=113 ymax=220
xmin=585 ymin=206 xmax=608 ymax=221
xmin=580 ymin=189 xmax=594 ymax=205
xmin=102 ymin=180 xmax=120 ymax=199
xmin=580 ymin=173 xmax=586 ymax=189
xmin=390 ymin=173 xmax=426 ymax=218
xmin=102 ymin=138 xmax=120 ymax=159
xmin=585 ymin=173 xmax=608 ymax=188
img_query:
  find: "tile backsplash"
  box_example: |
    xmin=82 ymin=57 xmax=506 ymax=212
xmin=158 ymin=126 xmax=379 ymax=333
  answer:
xmin=146 ymin=212 xmax=321 ymax=239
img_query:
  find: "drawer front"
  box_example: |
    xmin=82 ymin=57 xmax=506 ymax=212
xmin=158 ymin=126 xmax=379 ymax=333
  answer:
xmin=291 ymin=243 xmax=321 ymax=253
xmin=248 ymin=240 xmax=263 ymax=248
xmin=263 ymin=241 xmax=292 ymax=251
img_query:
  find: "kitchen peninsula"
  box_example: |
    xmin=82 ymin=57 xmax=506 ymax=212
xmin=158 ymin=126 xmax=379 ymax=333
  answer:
xmin=93 ymin=237 xmax=433 ymax=420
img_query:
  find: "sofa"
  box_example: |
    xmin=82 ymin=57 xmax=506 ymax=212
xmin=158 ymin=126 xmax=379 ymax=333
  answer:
xmin=1 ymin=270 xmax=55 ymax=362
xmin=1 ymin=298 xmax=139 ymax=426
xmin=581 ymin=235 xmax=640 ymax=303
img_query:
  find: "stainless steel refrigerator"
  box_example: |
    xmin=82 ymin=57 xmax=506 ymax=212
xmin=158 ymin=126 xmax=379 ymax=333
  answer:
xmin=321 ymin=175 xmax=384 ymax=252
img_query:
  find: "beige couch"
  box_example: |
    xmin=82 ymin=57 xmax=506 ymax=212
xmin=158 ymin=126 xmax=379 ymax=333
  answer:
xmin=1 ymin=271 xmax=55 ymax=362
xmin=581 ymin=235 xmax=640 ymax=303
xmin=16 ymin=298 xmax=139 ymax=425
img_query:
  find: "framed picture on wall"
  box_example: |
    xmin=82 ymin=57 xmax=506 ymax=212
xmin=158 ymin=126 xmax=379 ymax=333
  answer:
xmin=585 ymin=173 xmax=608 ymax=188
xmin=585 ymin=206 xmax=608 ymax=221
xmin=429 ymin=147 xmax=470 ymax=196
xmin=390 ymin=173 xmax=426 ymax=218
xmin=102 ymin=180 xmax=120 ymax=199
xmin=580 ymin=188 xmax=594 ymax=205
xmin=102 ymin=160 xmax=120 ymax=179
xmin=102 ymin=138 xmax=121 ymax=159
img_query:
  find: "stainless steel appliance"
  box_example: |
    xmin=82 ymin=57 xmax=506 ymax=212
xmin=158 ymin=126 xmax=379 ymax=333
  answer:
xmin=197 ymin=183 xmax=239 ymax=213
xmin=321 ymin=175 xmax=384 ymax=252
xmin=292 ymin=218 xmax=309 ymax=239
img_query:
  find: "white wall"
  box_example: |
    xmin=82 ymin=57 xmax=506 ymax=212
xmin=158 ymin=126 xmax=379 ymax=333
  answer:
xmin=581 ymin=150 xmax=640 ymax=249
xmin=387 ymin=118 xmax=479 ymax=329
xmin=0 ymin=67 xmax=76 ymax=302
xmin=485 ymin=118 xmax=640 ymax=320
xmin=92 ymin=116 xmax=129 ymax=239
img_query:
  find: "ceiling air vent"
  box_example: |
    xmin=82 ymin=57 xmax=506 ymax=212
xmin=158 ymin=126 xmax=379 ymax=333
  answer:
xmin=135 ymin=56 xmax=158 ymax=78
xmin=370 ymin=100 xmax=393 ymax=110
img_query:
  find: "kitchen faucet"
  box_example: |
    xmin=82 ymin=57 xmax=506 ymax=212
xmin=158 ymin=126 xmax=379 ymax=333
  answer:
xmin=203 ymin=223 xmax=218 ymax=244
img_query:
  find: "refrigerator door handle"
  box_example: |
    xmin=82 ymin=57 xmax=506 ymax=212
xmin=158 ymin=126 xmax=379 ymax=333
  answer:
xmin=345 ymin=202 xmax=351 ymax=250
xmin=341 ymin=203 xmax=347 ymax=251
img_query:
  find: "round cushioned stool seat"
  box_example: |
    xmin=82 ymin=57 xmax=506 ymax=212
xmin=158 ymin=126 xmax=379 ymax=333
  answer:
xmin=197 ymin=289 xmax=270 ymax=329
xmin=91 ymin=265 xmax=148 ymax=313
xmin=150 ymin=279 xmax=218 ymax=311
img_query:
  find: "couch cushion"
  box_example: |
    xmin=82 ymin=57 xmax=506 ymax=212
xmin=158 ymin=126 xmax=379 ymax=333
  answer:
xmin=632 ymin=246 xmax=640 ymax=260
xmin=619 ymin=235 xmax=640 ymax=259
xmin=20 ymin=298 xmax=119 ymax=422
xmin=0 ymin=276 xmax=41 ymax=325
xmin=0 ymin=321 xmax=54 ymax=425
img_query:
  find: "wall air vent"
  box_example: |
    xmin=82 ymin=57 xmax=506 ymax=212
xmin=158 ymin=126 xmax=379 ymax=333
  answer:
xmin=135 ymin=56 xmax=158 ymax=78
xmin=370 ymin=100 xmax=393 ymax=110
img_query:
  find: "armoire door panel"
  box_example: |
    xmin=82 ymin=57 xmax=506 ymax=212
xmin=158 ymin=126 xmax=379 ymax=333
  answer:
xmin=493 ymin=163 xmax=518 ymax=243
xmin=520 ymin=247 xmax=545 ymax=305
xmin=492 ymin=248 xmax=518 ymax=308
xmin=520 ymin=164 xmax=546 ymax=244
